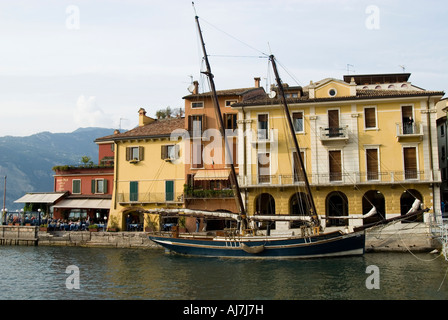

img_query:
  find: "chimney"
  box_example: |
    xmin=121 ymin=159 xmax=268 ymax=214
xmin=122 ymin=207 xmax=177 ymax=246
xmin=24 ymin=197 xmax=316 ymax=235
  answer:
xmin=254 ymin=77 xmax=261 ymax=88
xmin=138 ymin=107 xmax=155 ymax=127
xmin=193 ymin=81 xmax=199 ymax=95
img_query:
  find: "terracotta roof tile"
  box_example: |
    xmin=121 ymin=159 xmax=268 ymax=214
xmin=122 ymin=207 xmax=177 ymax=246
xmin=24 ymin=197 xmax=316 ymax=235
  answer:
xmin=96 ymin=117 xmax=185 ymax=141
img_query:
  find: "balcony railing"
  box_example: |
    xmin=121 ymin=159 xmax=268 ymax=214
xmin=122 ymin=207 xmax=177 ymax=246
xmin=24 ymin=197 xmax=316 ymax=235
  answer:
xmin=239 ymin=170 xmax=439 ymax=187
xmin=184 ymin=189 xmax=234 ymax=199
xmin=117 ymin=192 xmax=184 ymax=204
xmin=319 ymin=127 xmax=349 ymax=142
xmin=396 ymin=122 xmax=423 ymax=140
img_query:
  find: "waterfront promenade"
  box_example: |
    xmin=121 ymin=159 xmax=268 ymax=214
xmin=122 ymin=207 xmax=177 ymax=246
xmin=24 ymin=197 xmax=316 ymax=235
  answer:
xmin=0 ymin=223 xmax=441 ymax=253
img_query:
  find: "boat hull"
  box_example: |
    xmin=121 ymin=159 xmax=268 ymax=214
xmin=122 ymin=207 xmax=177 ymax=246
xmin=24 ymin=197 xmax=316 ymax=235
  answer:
xmin=149 ymin=231 xmax=365 ymax=259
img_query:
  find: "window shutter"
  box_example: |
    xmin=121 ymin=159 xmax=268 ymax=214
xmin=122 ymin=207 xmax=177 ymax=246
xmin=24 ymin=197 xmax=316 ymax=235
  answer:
xmin=366 ymin=149 xmax=379 ymax=180
xmin=91 ymin=179 xmax=96 ymax=194
xmin=139 ymin=146 xmax=144 ymax=161
xmin=329 ymin=150 xmax=342 ymax=181
xmin=365 ymin=108 xmax=376 ymax=128
xmin=174 ymin=144 xmax=180 ymax=159
xmin=103 ymin=179 xmax=108 ymax=193
xmin=126 ymin=147 xmax=131 ymax=161
xmin=161 ymin=145 xmax=168 ymax=160
xmin=188 ymin=115 xmax=192 ymax=132
xmin=202 ymin=114 xmax=206 ymax=131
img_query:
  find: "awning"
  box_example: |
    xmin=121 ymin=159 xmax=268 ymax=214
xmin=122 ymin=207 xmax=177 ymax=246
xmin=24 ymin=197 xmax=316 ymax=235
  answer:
xmin=14 ymin=192 xmax=67 ymax=204
xmin=53 ymin=198 xmax=111 ymax=210
xmin=194 ymin=169 xmax=230 ymax=181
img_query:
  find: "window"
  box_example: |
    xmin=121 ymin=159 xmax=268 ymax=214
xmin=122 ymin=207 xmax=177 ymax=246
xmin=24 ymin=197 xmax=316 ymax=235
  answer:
xmin=92 ymin=179 xmax=108 ymax=194
xmin=366 ymin=149 xmax=379 ymax=180
xmin=161 ymin=144 xmax=179 ymax=161
xmin=224 ymin=113 xmax=237 ymax=130
xmin=442 ymin=146 xmax=446 ymax=162
xmin=328 ymin=110 xmax=340 ymax=137
xmin=191 ymin=142 xmax=203 ymax=169
xmin=328 ymin=88 xmax=337 ymax=97
xmin=188 ymin=114 xmax=206 ymax=137
xmin=258 ymin=153 xmax=270 ymax=183
xmin=165 ymin=180 xmax=174 ymax=201
xmin=292 ymin=112 xmax=304 ymax=132
xmin=329 ymin=150 xmax=342 ymax=182
xmin=441 ymin=125 xmax=445 ymax=137
xmin=225 ymin=100 xmax=237 ymax=107
xmin=72 ymin=179 xmax=81 ymax=194
xmin=130 ymin=181 xmax=138 ymax=202
xmin=401 ymin=105 xmax=414 ymax=134
xmin=191 ymin=101 xmax=204 ymax=108
xmin=126 ymin=146 xmax=144 ymax=162
xmin=292 ymin=151 xmax=305 ymax=182
xmin=403 ymin=147 xmax=417 ymax=179
xmin=364 ymin=107 xmax=377 ymax=129
xmin=258 ymin=114 xmax=269 ymax=140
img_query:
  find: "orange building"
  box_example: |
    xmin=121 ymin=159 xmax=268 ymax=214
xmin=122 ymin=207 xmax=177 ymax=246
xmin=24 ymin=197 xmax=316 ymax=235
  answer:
xmin=182 ymin=78 xmax=265 ymax=229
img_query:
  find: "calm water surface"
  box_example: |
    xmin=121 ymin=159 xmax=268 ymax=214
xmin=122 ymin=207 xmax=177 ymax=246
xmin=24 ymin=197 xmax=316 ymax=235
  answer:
xmin=1 ymin=245 xmax=447 ymax=300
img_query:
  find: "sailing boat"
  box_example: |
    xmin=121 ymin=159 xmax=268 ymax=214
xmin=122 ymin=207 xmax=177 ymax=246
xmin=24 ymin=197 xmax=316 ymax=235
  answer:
xmin=148 ymin=14 xmax=366 ymax=258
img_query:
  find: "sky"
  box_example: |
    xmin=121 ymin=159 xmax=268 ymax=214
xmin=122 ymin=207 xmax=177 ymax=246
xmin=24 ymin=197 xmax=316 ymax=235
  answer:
xmin=0 ymin=0 xmax=447 ymax=137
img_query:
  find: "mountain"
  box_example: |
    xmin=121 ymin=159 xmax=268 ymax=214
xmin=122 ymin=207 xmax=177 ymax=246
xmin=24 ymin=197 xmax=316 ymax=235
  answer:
xmin=0 ymin=127 xmax=116 ymax=211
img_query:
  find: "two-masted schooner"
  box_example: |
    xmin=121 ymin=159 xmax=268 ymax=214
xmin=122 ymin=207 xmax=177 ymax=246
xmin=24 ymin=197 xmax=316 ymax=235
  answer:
xmin=148 ymin=14 xmax=368 ymax=259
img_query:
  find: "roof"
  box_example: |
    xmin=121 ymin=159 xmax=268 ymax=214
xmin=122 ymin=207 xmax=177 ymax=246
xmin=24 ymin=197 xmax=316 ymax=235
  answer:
xmin=232 ymin=89 xmax=445 ymax=108
xmin=343 ymin=73 xmax=411 ymax=85
xmin=95 ymin=117 xmax=185 ymax=142
xmin=14 ymin=192 xmax=67 ymax=204
xmin=183 ymin=87 xmax=264 ymax=99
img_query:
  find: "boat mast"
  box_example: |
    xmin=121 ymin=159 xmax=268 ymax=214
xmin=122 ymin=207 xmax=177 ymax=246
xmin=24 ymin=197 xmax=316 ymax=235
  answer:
xmin=194 ymin=15 xmax=248 ymax=227
xmin=269 ymin=55 xmax=319 ymax=226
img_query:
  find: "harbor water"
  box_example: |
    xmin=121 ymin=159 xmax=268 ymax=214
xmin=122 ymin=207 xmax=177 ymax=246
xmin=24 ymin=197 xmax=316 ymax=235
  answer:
xmin=1 ymin=245 xmax=447 ymax=301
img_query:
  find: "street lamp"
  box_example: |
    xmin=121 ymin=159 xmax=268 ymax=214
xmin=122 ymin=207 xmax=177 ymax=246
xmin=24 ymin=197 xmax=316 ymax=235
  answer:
xmin=38 ymin=208 xmax=41 ymax=226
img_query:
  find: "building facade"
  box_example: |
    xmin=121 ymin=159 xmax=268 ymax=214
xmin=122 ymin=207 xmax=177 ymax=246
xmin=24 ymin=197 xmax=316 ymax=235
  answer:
xmin=232 ymin=73 xmax=444 ymax=232
xmin=100 ymin=108 xmax=185 ymax=231
xmin=182 ymin=79 xmax=265 ymax=230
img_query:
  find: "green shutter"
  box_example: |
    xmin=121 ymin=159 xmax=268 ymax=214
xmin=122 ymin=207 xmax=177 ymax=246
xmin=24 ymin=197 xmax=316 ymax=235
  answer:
xmin=165 ymin=181 xmax=174 ymax=201
xmin=130 ymin=181 xmax=138 ymax=202
xmin=91 ymin=179 xmax=96 ymax=194
xmin=103 ymin=179 xmax=108 ymax=193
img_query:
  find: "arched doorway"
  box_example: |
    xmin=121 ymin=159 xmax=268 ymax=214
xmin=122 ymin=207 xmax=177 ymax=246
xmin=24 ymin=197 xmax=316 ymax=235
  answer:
xmin=326 ymin=191 xmax=348 ymax=227
xmin=122 ymin=207 xmax=144 ymax=231
xmin=254 ymin=193 xmax=275 ymax=231
xmin=362 ymin=190 xmax=385 ymax=225
xmin=400 ymin=189 xmax=423 ymax=222
xmin=290 ymin=192 xmax=311 ymax=228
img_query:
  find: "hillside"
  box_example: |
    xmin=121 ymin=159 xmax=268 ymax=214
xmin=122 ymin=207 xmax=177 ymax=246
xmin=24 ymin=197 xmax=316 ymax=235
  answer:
xmin=0 ymin=127 xmax=116 ymax=211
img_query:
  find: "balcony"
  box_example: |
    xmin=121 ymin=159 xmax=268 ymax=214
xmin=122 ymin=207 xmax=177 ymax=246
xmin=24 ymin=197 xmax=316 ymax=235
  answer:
xmin=319 ymin=127 xmax=349 ymax=143
xmin=239 ymin=170 xmax=439 ymax=188
xmin=117 ymin=192 xmax=184 ymax=204
xmin=184 ymin=188 xmax=234 ymax=199
xmin=396 ymin=122 xmax=423 ymax=141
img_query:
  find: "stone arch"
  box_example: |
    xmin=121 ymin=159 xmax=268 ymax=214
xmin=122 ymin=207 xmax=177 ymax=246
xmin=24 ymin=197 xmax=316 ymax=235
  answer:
xmin=326 ymin=191 xmax=349 ymax=227
xmin=362 ymin=190 xmax=385 ymax=225
xmin=400 ymin=189 xmax=423 ymax=222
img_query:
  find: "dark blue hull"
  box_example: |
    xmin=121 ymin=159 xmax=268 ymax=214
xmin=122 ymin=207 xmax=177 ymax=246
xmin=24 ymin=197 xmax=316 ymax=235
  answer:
xmin=149 ymin=231 xmax=365 ymax=259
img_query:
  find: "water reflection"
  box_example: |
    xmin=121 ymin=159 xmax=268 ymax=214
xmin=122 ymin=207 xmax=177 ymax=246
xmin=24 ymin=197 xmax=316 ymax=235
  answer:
xmin=0 ymin=246 xmax=446 ymax=300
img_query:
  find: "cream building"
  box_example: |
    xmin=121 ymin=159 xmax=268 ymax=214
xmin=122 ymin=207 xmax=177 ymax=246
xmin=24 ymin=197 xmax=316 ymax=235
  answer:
xmin=232 ymin=73 xmax=445 ymax=231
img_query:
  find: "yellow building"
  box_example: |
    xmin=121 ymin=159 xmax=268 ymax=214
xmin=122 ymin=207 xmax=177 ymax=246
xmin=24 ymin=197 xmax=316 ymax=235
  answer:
xmin=232 ymin=73 xmax=445 ymax=232
xmin=99 ymin=108 xmax=185 ymax=231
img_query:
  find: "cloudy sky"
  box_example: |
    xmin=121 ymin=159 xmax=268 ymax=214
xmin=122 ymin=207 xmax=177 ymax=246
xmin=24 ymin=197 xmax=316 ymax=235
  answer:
xmin=0 ymin=0 xmax=447 ymax=136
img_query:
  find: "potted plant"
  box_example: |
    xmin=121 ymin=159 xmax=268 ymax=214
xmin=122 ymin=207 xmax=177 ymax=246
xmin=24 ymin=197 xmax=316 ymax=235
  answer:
xmin=178 ymin=216 xmax=187 ymax=233
xmin=39 ymin=224 xmax=48 ymax=231
xmin=88 ymin=224 xmax=98 ymax=232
